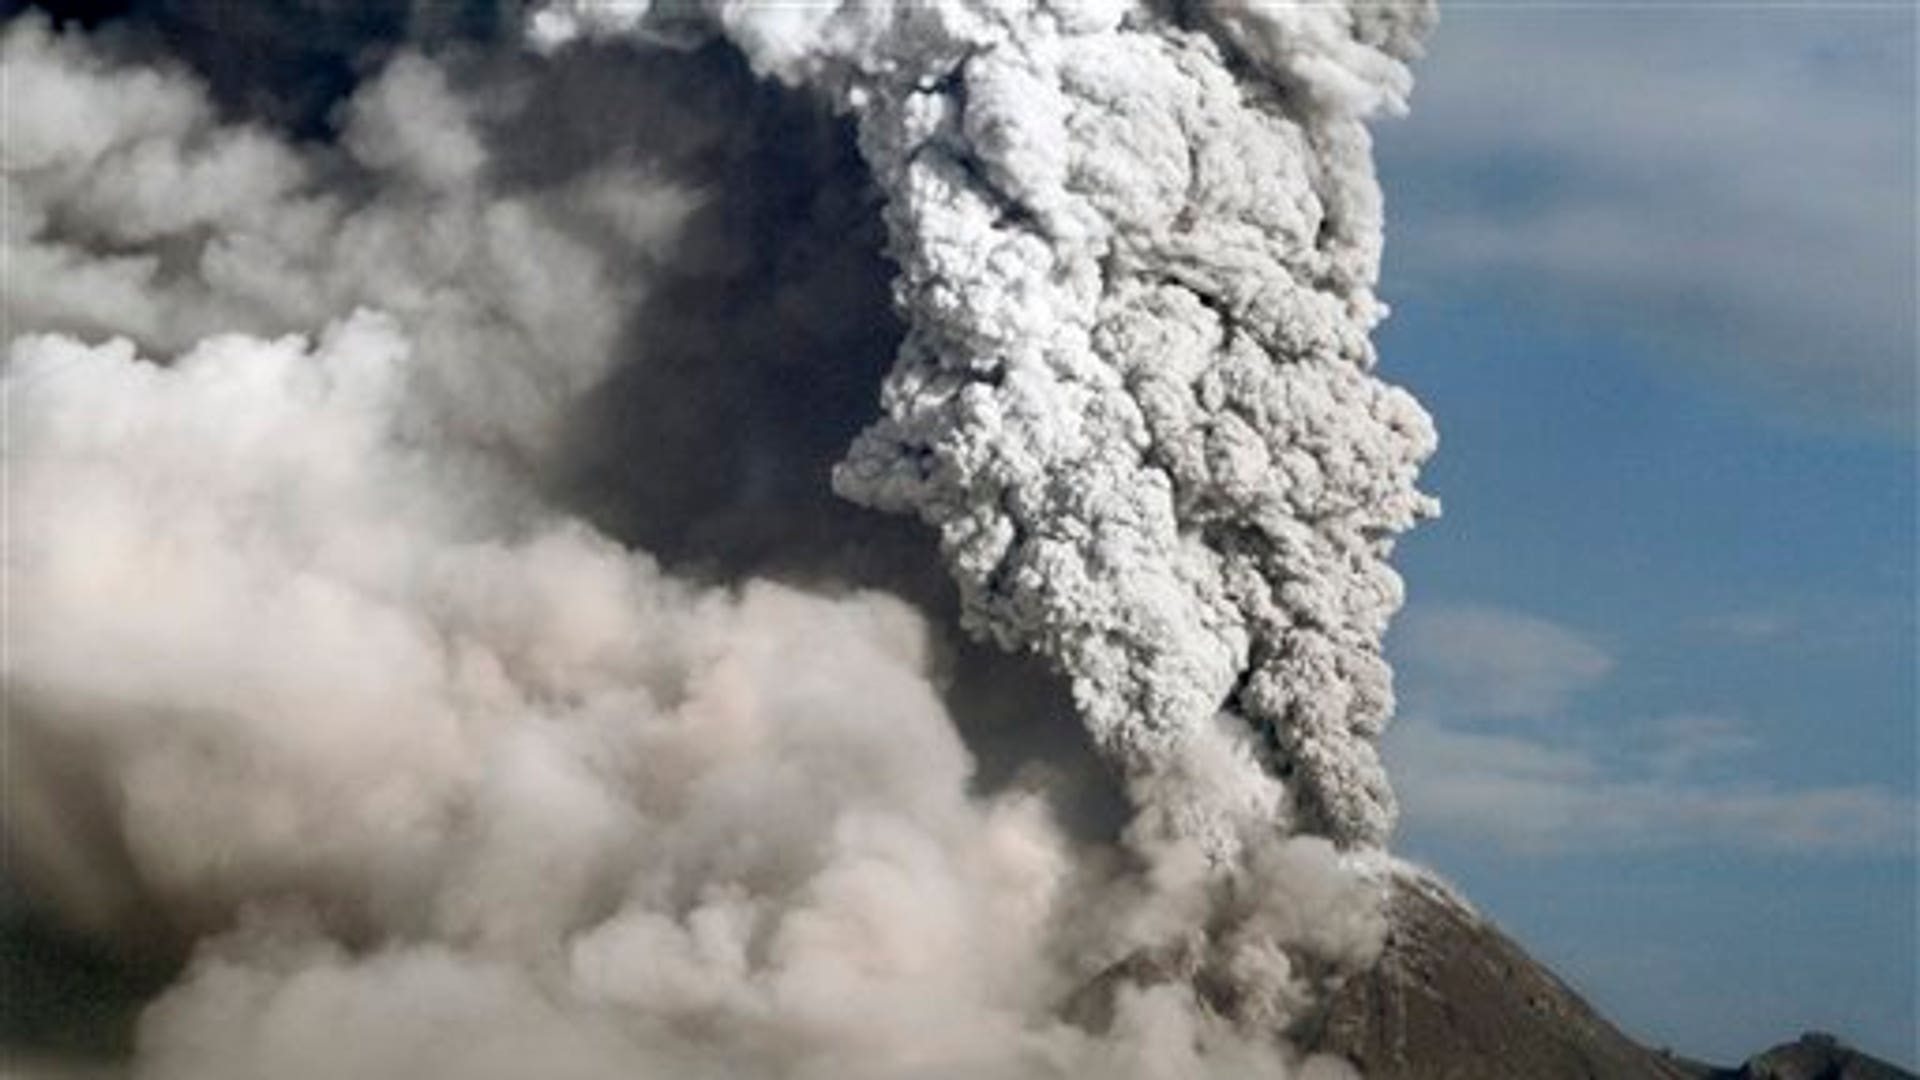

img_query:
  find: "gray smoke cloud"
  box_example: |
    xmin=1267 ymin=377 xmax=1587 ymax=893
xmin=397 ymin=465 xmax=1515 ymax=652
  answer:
xmin=2 ymin=2 xmax=1433 ymax=1076
xmin=533 ymin=0 xmax=1438 ymax=855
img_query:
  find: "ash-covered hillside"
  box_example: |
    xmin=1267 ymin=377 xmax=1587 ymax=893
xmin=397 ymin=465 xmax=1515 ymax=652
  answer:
xmin=1310 ymin=866 xmax=1915 ymax=1080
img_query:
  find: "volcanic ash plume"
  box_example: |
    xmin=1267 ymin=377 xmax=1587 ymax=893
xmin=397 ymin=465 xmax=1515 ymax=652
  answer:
xmin=536 ymin=0 xmax=1440 ymax=854
xmin=1 ymin=2 xmax=1434 ymax=1076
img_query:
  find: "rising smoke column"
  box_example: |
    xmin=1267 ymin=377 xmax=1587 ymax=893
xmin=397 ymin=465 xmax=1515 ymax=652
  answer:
xmin=2 ymin=2 xmax=1439 ymax=1075
xmin=534 ymin=0 xmax=1440 ymax=855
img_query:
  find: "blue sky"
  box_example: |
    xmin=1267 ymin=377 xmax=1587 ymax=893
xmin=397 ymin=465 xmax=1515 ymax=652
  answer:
xmin=1372 ymin=3 xmax=1916 ymax=1066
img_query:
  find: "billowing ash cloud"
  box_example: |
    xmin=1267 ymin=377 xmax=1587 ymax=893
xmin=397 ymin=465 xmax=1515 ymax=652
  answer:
xmin=2 ymin=2 xmax=1433 ymax=1076
xmin=535 ymin=0 xmax=1439 ymax=854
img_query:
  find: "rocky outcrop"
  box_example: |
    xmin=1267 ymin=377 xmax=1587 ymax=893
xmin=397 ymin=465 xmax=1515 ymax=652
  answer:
xmin=1308 ymin=867 xmax=1695 ymax=1079
xmin=1304 ymin=868 xmax=1915 ymax=1080
xmin=1690 ymin=1032 xmax=1916 ymax=1080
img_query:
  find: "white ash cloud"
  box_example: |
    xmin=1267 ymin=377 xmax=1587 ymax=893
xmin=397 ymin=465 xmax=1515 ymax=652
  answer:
xmin=534 ymin=0 xmax=1439 ymax=854
xmin=1 ymin=8 xmax=1432 ymax=1076
xmin=3 ymin=20 xmax=656 ymax=459
xmin=9 ymin=315 xmax=1078 ymax=1078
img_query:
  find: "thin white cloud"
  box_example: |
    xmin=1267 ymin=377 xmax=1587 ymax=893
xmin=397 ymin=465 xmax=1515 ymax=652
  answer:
xmin=1392 ymin=719 xmax=1913 ymax=856
xmin=1697 ymin=611 xmax=1796 ymax=643
xmin=1394 ymin=603 xmax=1613 ymax=720
xmin=1388 ymin=603 xmax=1915 ymax=857
xmin=1382 ymin=7 xmax=1916 ymax=436
xmin=1641 ymin=712 xmax=1759 ymax=781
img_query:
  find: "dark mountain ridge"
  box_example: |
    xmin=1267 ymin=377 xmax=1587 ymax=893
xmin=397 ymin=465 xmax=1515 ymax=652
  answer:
xmin=1310 ymin=862 xmax=1915 ymax=1080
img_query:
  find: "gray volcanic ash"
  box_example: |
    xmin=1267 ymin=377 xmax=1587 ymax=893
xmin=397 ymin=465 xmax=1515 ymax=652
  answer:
xmin=539 ymin=0 xmax=1439 ymax=859
xmin=2 ymin=2 xmax=1438 ymax=1076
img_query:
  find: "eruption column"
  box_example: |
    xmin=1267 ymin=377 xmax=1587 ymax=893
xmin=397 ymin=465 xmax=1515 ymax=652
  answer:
xmin=2 ymin=3 xmax=1442 ymax=1073
xmin=539 ymin=0 xmax=1441 ymax=855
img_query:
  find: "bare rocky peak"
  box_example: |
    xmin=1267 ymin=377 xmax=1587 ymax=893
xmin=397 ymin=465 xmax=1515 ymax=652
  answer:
xmin=1309 ymin=866 xmax=1914 ymax=1080
xmin=1309 ymin=865 xmax=1695 ymax=1079
xmin=1066 ymin=860 xmax=1912 ymax=1080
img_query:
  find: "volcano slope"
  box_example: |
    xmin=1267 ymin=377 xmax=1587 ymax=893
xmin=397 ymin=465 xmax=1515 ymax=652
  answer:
xmin=1307 ymin=867 xmax=1914 ymax=1080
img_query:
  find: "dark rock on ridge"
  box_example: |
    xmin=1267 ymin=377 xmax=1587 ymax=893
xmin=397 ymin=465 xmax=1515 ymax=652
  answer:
xmin=1684 ymin=1031 xmax=1916 ymax=1080
xmin=1309 ymin=865 xmax=1694 ymax=1079
xmin=1310 ymin=865 xmax=1914 ymax=1080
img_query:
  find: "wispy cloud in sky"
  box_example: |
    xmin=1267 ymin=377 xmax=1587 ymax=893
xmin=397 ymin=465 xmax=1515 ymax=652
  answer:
xmin=1394 ymin=603 xmax=1612 ymax=719
xmin=1388 ymin=604 xmax=1916 ymax=856
xmin=1381 ymin=7 xmax=1917 ymax=436
xmin=1695 ymin=611 xmax=1796 ymax=644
